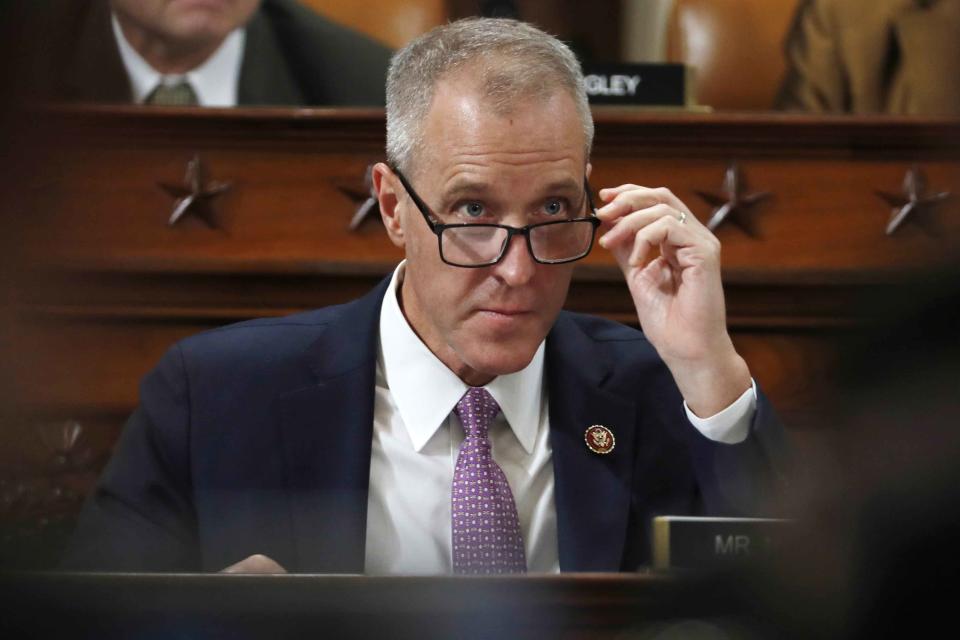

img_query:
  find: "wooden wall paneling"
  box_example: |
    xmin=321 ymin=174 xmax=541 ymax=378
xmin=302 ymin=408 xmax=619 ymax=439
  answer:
xmin=11 ymin=108 xmax=959 ymax=415
xmin=4 ymin=106 xmax=959 ymax=564
xmin=729 ymin=329 xmax=849 ymax=430
xmin=8 ymin=314 xmax=215 ymax=416
xmin=16 ymin=109 xmax=400 ymax=275
xmin=586 ymin=157 xmax=960 ymax=273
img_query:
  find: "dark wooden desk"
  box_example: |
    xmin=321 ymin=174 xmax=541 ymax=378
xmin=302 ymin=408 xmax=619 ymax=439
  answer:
xmin=2 ymin=106 xmax=958 ymax=566
xmin=0 ymin=571 xmax=759 ymax=639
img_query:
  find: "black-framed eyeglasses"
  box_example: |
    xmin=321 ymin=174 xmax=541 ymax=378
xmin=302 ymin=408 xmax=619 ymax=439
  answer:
xmin=391 ymin=166 xmax=601 ymax=268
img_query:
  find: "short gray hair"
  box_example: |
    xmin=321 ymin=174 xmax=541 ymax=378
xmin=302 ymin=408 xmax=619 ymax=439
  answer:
xmin=385 ymin=17 xmax=594 ymax=175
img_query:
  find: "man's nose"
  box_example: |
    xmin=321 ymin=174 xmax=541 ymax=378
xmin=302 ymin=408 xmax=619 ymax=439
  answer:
xmin=493 ymin=233 xmax=536 ymax=286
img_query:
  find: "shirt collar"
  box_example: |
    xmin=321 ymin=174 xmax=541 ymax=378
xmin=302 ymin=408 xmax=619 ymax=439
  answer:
xmin=379 ymin=262 xmax=544 ymax=454
xmin=111 ymin=12 xmax=245 ymax=107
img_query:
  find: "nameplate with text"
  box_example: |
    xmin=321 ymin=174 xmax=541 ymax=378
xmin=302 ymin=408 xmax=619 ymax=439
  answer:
xmin=652 ymin=516 xmax=792 ymax=570
xmin=582 ymin=63 xmax=688 ymax=106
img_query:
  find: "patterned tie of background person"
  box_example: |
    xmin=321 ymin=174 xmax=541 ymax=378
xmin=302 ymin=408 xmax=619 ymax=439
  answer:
xmin=146 ymin=79 xmax=198 ymax=106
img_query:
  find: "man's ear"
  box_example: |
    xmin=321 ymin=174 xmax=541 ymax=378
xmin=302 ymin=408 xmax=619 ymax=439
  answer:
xmin=586 ymin=161 xmax=592 ymax=179
xmin=372 ymin=162 xmax=405 ymax=248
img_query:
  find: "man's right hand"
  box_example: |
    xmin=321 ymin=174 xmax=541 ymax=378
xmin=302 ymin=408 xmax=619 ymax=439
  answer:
xmin=221 ymin=554 xmax=287 ymax=574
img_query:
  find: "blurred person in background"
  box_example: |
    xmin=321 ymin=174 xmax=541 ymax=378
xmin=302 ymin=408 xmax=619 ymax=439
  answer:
xmin=776 ymin=0 xmax=960 ymax=115
xmin=19 ymin=0 xmax=391 ymax=107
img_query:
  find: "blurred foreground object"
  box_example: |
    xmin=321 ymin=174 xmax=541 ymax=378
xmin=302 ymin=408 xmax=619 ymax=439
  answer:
xmin=744 ymin=269 xmax=960 ymax=638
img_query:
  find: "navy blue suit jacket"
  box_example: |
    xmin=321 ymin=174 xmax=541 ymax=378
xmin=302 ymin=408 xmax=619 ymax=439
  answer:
xmin=65 ymin=278 xmax=787 ymax=572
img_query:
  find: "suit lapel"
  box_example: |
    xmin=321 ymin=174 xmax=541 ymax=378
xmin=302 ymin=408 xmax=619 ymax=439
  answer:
xmin=62 ymin=0 xmax=131 ymax=102
xmin=546 ymin=314 xmax=637 ymax=572
xmin=276 ymin=279 xmax=389 ymax=572
xmin=238 ymin=8 xmax=306 ymax=106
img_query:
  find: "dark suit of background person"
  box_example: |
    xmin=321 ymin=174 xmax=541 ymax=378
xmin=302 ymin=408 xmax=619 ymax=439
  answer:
xmin=63 ymin=275 xmax=786 ymax=573
xmin=24 ymin=0 xmax=391 ymax=106
xmin=775 ymin=0 xmax=960 ymax=115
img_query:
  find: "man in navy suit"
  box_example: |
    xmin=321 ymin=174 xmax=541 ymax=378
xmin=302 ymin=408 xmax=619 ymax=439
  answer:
xmin=66 ymin=18 xmax=786 ymax=574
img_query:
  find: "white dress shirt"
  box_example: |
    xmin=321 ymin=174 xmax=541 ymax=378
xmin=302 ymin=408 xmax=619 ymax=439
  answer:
xmin=111 ymin=13 xmax=245 ymax=107
xmin=364 ymin=263 xmax=757 ymax=574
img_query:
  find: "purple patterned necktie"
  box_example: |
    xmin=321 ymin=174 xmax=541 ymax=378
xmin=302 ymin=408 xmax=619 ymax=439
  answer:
xmin=451 ymin=387 xmax=527 ymax=574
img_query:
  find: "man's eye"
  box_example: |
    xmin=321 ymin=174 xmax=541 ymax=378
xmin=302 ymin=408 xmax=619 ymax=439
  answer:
xmin=457 ymin=202 xmax=486 ymax=218
xmin=543 ymin=198 xmax=567 ymax=216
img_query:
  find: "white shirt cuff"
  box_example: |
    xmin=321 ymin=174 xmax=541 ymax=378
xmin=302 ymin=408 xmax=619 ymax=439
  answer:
xmin=683 ymin=379 xmax=757 ymax=444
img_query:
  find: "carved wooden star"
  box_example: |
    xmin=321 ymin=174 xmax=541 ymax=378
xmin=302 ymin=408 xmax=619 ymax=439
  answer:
xmin=875 ymin=165 xmax=951 ymax=236
xmin=694 ymin=163 xmax=771 ymax=236
xmin=335 ymin=164 xmax=379 ymax=231
xmin=38 ymin=420 xmax=94 ymax=471
xmin=158 ymin=155 xmax=231 ymax=227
